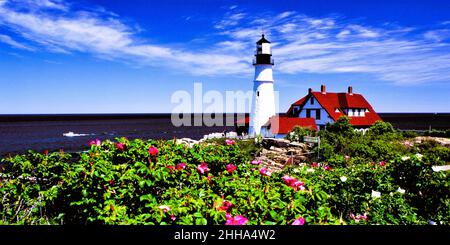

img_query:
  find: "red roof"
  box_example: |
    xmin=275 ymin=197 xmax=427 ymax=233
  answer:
xmin=235 ymin=116 xmax=249 ymax=125
xmin=287 ymin=91 xmax=382 ymax=126
xmin=287 ymin=96 xmax=308 ymax=115
xmin=264 ymin=116 xmax=317 ymax=134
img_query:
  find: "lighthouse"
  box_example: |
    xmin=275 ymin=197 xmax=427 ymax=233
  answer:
xmin=249 ymin=34 xmax=276 ymax=136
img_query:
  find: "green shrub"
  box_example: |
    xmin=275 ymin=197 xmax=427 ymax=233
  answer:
xmin=367 ymin=121 xmax=396 ymax=136
xmin=285 ymin=126 xmax=316 ymax=142
xmin=1 ymin=133 xmax=448 ymax=225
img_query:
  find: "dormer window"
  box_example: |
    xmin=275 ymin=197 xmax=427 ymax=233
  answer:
xmin=346 ymin=108 xmax=367 ymax=117
xmin=335 ymin=108 xmax=340 ymax=113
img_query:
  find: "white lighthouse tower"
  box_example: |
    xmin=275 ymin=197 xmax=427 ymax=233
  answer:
xmin=249 ymin=34 xmax=276 ymax=136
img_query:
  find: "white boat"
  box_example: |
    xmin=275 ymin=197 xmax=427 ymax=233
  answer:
xmin=63 ymin=132 xmax=90 ymax=137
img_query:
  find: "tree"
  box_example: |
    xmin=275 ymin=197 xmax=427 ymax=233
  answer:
xmin=368 ymin=121 xmax=395 ymax=136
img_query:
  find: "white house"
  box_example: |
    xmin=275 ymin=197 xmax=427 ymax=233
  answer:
xmin=287 ymin=85 xmax=382 ymax=131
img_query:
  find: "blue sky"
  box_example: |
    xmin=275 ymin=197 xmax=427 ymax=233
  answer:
xmin=0 ymin=0 xmax=449 ymax=113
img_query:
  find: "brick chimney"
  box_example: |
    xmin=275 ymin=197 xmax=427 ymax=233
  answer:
xmin=308 ymin=88 xmax=313 ymax=94
xmin=348 ymin=86 xmax=353 ymax=95
xmin=321 ymin=85 xmax=326 ymax=94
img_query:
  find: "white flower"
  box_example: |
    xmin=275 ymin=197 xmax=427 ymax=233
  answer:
xmin=340 ymin=176 xmax=347 ymax=182
xmin=397 ymin=187 xmax=406 ymax=194
xmin=401 ymin=156 xmax=410 ymax=161
xmin=371 ymin=190 xmax=381 ymax=198
xmin=306 ymin=168 xmax=315 ymax=173
xmin=415 ymin=153 xmax=423 ymax=160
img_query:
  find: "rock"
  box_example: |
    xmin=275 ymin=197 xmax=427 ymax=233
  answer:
xmin=262 ymin=138 xmax=291 ymax=148
xmin=257 ymin=137 xmax=314 ymax=171
xmin=432 ymin=165 xmax=450 ymax=172
xmin=225 ymin=132 xmax=238 ymax=138
xmin=418 ymin=137 xmax=450 ymax=147
xmin=175 ymin=138 xmax=199 ymax=147
xmin=269 ymin=146 xmax=287 ymax=153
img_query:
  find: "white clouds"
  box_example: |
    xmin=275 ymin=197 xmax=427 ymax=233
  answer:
xmin=276 ymin=11 xmax=295 ymax=20
xmin=0 ymin=5 xmax=134 ymax=53
xmin=216 ymin=11 xmax=450 ymax=85
xmin=0 ymin=33 xmax=34 ymax=50
xmin=424 ymin=29 xmax=450 ymax=42
xmin=0 ymin=34 xmax=34 ymax=51
xmin=347 ymin=24 xmax=380 ymax=38
xmin=0 ymin=0 xmax=449 ymax=85
xmin=0 ymin=0 xmax=251 ymax=76
xmin=34 ymin=0 xmax=68 ymax=11
xmin=214 ymin=12 xmax=246 ymax=29
xmin=336 ymin=29 xmax=350 ymax=39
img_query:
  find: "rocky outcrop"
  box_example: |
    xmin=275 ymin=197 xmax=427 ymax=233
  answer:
xmin=403 ymin=136 xmax=450 ymax=148
xmin=175 ymin=138 xmax=200 ymax=147
xmin=174 ymin=136 xmax=313 ymax=171
xmin=256 ymin=138 xmax=313 ymax=171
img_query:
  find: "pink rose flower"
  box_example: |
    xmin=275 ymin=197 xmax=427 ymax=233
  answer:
xmin=345 ymin=155 xmax=350 ymax=161
xmin=176 ymin=163 xmax=187 ymax=170
xmin=350 ymin=213 xmax=368 ymax=223
xmin=260 ymin=167 xmax=272 ymax=177
xmin=292 ymin=217 xmax=305 ymax=225
xmin=225 ymin=213 xmax=248 ymax=225
xmin=292 ymin=180 xmax=305 ymax=190
xmin=311 ymin=162 xmax=319 ymax=168
xmin=197 ymin=162 xmax=209 ymax=175
xmin=116 ymin=143 xmax=125 ymax=151
xmin=148 ymin=146 xmax=159 ymax=156
xmin=282 ymin=175 xmax=305 ymax=190
xmin=166 ymin=165 xmax=175 ymax=173
xmin=89 ymin=139 xmax=101 ymax=146
xmin=226 ymin=164 xmax=237 ymax=174
xmin=171 ymin=215 xmax=176 ymax=221
xmin=219 ymin=200 xmax=234 ymax=212
xmin=379 ymin=161 xmax=386 ymax=166
xmin=158 ymin=205 xmax=171 ymax=213
xmin=282 ymin=175 xmax=297 ymax=185
xmin=323 ymin=165 xmax=332 ymax=171
xmin=251 ymin=159 xmax=262 ymax=165
xmin=225 ymin=139 xmax=235 ymax=145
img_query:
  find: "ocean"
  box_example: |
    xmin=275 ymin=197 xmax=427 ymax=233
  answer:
xmin=0 ymin=113 xmax=449 ymax=156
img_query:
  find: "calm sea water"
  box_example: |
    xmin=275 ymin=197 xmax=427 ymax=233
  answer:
xmin=0 ymin=113 xmax=448 ymax=156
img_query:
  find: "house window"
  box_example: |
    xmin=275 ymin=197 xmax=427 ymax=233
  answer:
xmin=306 ymin=109 xmax=311 ymax=118
xmin=316 ymin=109 xmax=321 ymax=120
xmin=347 ymin=109 xmax=353 ymax=116
xmin=310 ymin=97 xmax=314 ymax=105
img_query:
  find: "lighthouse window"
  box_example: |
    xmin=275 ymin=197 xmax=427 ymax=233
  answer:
xmin=257 ymin=91 xmax=260 ymax=96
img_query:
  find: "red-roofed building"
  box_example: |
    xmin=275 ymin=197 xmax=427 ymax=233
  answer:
xmin=287 ymin=85 xmax=382 ymax=131
xmin=260 ymin=116 xmax=317 ymax=138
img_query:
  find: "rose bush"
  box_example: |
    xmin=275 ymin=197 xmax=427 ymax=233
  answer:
xmin=0 ymin=129 xmax=448 ymax=225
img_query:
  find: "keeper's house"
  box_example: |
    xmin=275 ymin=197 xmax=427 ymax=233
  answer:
xmin=259 ymin=85 xmax=382 ymax=138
